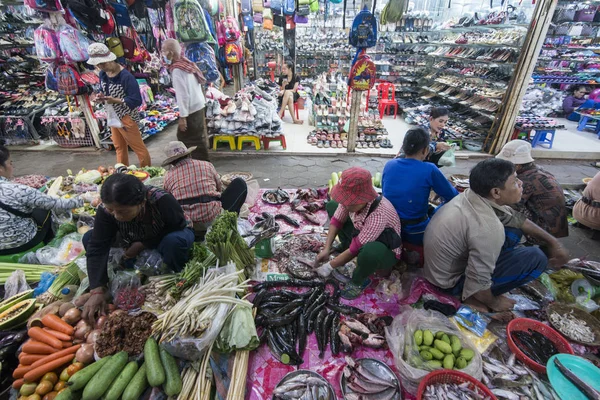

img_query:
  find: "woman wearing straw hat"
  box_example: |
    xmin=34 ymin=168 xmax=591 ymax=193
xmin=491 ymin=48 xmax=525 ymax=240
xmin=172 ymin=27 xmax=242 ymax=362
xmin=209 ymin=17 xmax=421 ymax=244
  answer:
xmin=313 ymin=167 xmax=402 ymax=299
xmin=87 ymin=43 xmax=151 ymax=167
xmin=162 ymin=141 xmax=247 ymax=237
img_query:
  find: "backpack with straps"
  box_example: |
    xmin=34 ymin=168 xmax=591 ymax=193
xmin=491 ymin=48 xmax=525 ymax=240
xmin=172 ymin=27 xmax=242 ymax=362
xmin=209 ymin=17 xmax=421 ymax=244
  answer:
xmin=25 ymin=0 xmax=63 ymax=12
xmin=65 ymin=0 xmax=108 ymax=30
xmin=283 ymin=0 xmax=294 ymax=15
xmin=349 ymin=6 xmax=378 ymax=48
xmin=34 ymin=25 xmax=61 ymax=63
xmin=45 ymin=67 xmax=58 ymax=91
xmin=185 ymin=42 xmax=220 ymax=82
xmin=224 ymin=41 xmax=243 ymax=64
xmin=241 ymin=0 xmax=252 ymax=14
xmin=56 ymin=65 xmax=87 ymax=95
xmin=173 ymin=0 xmax=213 ymax=42
xmin=348 ymin=51 xmax=376 ymax=92
xmin=223 ymin=16 xmax=241 ymax=42
xmin=270 ymin=0 xmax=282 ymax=14
xmin=58 ymin=24 xmax=90 ymax=63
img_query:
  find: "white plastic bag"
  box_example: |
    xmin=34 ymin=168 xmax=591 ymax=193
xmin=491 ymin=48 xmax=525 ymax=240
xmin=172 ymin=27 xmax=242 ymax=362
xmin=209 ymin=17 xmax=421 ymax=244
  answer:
xmin=385 ymin=306 xmax=483 ymax=395
xmin=4 ymin=270 xmax=31 ymax=300
xmin=105 ymin=104 xmax=123 ymax=128
xmin=437 ymin=143 xmax=457 ymax=167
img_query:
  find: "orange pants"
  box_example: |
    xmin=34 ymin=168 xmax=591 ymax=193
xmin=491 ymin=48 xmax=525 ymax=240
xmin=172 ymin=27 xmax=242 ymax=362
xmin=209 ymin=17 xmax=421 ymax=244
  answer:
xmin=111 ymin=115 xmax=151 ymax=167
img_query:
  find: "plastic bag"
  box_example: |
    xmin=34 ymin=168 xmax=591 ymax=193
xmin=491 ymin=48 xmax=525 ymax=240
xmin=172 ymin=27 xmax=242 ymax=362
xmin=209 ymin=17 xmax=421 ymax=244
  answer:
xmin=4 ymin=270 xmax=32 ymax=299
xmin=437 ymin=143 xmax=457 ymax=167
xmin=134 ymin=250 xmax=168 ymax=276
xmin=452 ymin=318 xmax=498 ymax=354
xmin=33 ymin=272 xmax=55 ymax=297
xmin=24 ymin=232 xmax=84 ymax=266
xmin=110 ymin=271 xmax=144 ymax=310
xmin=454 ymin=305 xmax=490 ymax=336
xmin=385 ymin=306 xmax=483 ymax=395
xmin=244 ymin=179 xmax=260 ymax=207
xmin=504 ymin=294 xmax=541 ymax=311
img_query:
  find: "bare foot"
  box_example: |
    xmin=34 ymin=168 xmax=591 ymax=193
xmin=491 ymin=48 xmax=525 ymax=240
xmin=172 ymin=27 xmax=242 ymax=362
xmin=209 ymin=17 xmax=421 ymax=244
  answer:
xmin=294 ymin=120 xmax=304 ymax=125
xmin=463 ymin=297 xmax=491 ymax=313
xmin=489 ymin=311 xmax=516 ymax=323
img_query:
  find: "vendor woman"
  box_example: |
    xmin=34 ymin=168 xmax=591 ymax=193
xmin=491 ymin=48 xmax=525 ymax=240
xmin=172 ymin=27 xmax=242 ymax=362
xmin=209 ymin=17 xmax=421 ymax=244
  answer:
xmin=563 ymin=85 xmax=588 ymax=121
xmin=314 ymin=167 xmax=402 ymax=299
xmin=0 ymin=142 xmax=83 ymax=259
xmin=422 ymin=107 xmax=452 ymax=167
xmin=82 ymin=173 xmax=194 ymax=322
xmin=278 ymin=60 xmax=303 ymax=125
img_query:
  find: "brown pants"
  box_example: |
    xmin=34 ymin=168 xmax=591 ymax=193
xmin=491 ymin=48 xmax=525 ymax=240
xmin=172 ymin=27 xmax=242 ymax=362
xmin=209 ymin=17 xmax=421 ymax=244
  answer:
xmin=111 ymin=115 xmax=152 ymax=167
xmin=178 ymin=108 xmax=209 ymax=161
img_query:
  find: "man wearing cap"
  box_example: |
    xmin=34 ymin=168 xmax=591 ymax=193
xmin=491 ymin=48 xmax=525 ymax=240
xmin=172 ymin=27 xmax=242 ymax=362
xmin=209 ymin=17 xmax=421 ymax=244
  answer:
xmin=314 ymin=167 xmax=402 ymax=299
xmin=423 ymin=159 xmax=569 ymax=312
xmin=162 ymin=141 xmax=247 ymax=238
xmin=496 ymin=140 xmax=568 ymax=240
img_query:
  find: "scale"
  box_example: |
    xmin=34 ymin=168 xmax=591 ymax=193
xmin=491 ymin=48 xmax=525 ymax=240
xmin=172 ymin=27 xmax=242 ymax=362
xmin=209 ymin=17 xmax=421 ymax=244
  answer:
xmin=571 ymin=279 xmax=600 ymax=299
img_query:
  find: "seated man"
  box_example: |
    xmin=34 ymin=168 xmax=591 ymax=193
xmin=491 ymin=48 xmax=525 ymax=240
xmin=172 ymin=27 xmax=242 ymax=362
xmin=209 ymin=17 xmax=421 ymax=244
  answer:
xmin=314 ymin=167 xmax=402 ymax=300
xmin=162 ymin=141 xmax=247 ymax=237
xmin=496 ymin=140 xmax=568 ymax=240
xmin=423 ymin=158 xmax=569 ymax=312
xmin=573 ymin=171 xmax=600 ymax=231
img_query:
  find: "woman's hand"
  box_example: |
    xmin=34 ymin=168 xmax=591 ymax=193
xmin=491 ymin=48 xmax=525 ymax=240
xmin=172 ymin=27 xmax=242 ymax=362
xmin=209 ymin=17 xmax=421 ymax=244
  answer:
xmin=313 ymin=248 xmax=330 ymax=267
xmin=178 ymin=118 xmax=187 ymax=132
xmin=436 ymin=142 xmax=451 ymax=152
xmin=125 ymin=242 xmax=145 ymax=259
xmin=104 ymin=97 xmax=124 ymax=105
xmin=82 ymin=290 xmax=108 ymax=324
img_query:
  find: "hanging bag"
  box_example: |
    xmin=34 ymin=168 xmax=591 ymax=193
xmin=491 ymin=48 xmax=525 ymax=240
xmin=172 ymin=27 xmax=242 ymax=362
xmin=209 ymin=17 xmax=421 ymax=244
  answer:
xmin=309 ymin=0 xmax=318 ymax=13
xmin=594 ymin=5 xmax=600 ymax=23
xmin=349 ymin=7 xmax=378 ymax=48
xmin=110 ymin=2 xmax=133 ymax=26
xmin=241 ymin=0 xmax=252 ymax=14
xmin=56 ymin=65 xmax=86 ymax=95
xmin=223 ymin=15 xmax=241 ymax=42
xmin=25 ymin=0 xmax=63 ymax=12
xmin=283 ymin=0 xmax=294 ymax=15
xmin=45 ymin=66 xmax=58 ymax=91
xmin=252 ymin=0 xmax=264 ymax=12
xmin=576 ymin=6 xmax=596 ymax=22
xmin=119 ymin=33 xmax=136 ymax=58
xmin=224 ymin=41 xmax=243 ymax=64
xmin=106 ymin=37 xmax=125 ymax=57
xmin=173 ymin=0 xmax=213 ymax=42
xmin=34 ymin=25 xmax=62 ymax=62
xmin=271 ymin=0 xmax=282 ymax=14
xmin=568 ymin=23 xmax=583 ymax=36
xmin=58 ymin=24 xmax=90 ymax=63
xmin=553 ymin=7 xmax=576 ymax=23
xmin=554 ymin=24 xmax=569 ymax=35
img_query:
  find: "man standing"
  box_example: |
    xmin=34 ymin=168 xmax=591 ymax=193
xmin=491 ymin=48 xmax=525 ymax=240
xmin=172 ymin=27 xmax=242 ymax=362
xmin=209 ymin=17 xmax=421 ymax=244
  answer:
xmin=162 ymin=39 xmax=209 ymax=161
xmin=423 ymin=159 xmax=569 ymax=312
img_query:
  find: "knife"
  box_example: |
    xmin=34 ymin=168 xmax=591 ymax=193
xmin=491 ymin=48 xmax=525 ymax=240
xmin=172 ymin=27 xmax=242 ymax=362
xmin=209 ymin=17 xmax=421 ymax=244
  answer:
xmin=554 ymin=358 xmax=600 ymax=400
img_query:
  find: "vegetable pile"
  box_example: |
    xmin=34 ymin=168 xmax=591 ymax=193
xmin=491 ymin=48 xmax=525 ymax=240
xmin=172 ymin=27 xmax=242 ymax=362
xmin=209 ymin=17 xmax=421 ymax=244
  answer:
xmin=410 ymin=329 xmax=475 ymax=370
xmin=205 ymin=212 xmax=254 ymax=271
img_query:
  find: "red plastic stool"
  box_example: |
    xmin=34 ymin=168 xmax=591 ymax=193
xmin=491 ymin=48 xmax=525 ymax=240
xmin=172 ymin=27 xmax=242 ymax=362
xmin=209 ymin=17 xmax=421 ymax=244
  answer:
xmin=402 ymin=242 xmax=424 ymax=267
xmin=283 ymin=102 xmax=299 ymax=120
xmin=262 ymin=134 xmax=287 ymax=150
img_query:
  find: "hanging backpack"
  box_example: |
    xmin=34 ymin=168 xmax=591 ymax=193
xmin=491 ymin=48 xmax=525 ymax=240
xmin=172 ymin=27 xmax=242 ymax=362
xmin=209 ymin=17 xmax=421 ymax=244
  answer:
xmin=348 ymin=51 xmax=376 ymax=92
xmin=58 ymin=24 xmax=90 ymax=63
xmin=185 ymin=42 xmax=220 ymax=82
xmin=224 ymin=41 xmax=243 ymax=64
xmin=34 ymin=25 xmax=62 ymax=63
xmin=242 ymin=14 xmax=254 ymax=30
xmin=173 ymin=0 xmax=213 ymax=42
xmin=45 ymin=67 xmax=58 ymax=91
xmin=270 ymin=0 xmax=282 ymax=14
xmin=200 ymin=0 xmax=219 ymax=15
xmin=56 ymin=65 xmax=87 ymax=95
xmin=309 ymin=0 xmax=318 ymax=12
xmin=241 ymin=0 xmax=252 ymax=14
xmin=252 ymin=0 xmax=263 ymax=12
xmin=64 ymin=0 xmax=108 ymax=30
xmin=145 ymin=0 xmax=167 ymax=8
xmin=215 ymin=20 xmax=227 ymax=46
xmin=110 ymin=2 xmax=133 ymax=26
xmin=296 ymin=4 xmax=309 ymax=16
xmin=223 ymin=16 xmax=241 ymax=42
xmin=25 ymin=0 xmax=63 ymax=12
xmin=349 ymin=7 xmax=378 ymax=48
xmin=203 ymin=9 xmax=218 ymax=43
xmin=283 ymin=0 xmax=294 ymax=15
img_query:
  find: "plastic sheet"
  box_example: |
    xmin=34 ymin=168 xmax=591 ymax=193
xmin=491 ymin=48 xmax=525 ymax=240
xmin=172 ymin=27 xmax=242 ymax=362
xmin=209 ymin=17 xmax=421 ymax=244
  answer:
xmin=399 ymin=276 xmax=461 ymax=310
xmin=32 ymin=272 xmax=54 ymax=297
xmin=4 ymin=270 xmax=32 ymax=299
xmin=385 ymin=306 xmax=483 ymax=395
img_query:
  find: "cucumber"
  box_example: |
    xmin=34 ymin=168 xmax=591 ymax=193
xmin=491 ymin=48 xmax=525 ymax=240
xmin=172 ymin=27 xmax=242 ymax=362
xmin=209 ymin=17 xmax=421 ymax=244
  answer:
xmin=144 ymin=338 xmax=165 ymax=387
xmin=102 ymin=361 xmax=138 ymax=400
xmin=56 ymin=387 xmax=82 ymax=400
xmin=160 ymin=347 xmax=182 ymax=396
xmin=82 ymin=351 xmax=128 ymax=400
xmin=122 ymin=363 xmax=148 ymax=400
xmin=331 ymin=172 xmax=339 ymax=186
xmin=68 ymin=356 xmax=112 ymax=391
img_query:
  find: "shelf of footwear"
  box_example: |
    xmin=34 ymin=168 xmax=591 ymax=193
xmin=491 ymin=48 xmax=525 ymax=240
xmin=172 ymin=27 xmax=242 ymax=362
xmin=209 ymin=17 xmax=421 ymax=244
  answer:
xmin=419 ymin=87 xmax=498 ymax=119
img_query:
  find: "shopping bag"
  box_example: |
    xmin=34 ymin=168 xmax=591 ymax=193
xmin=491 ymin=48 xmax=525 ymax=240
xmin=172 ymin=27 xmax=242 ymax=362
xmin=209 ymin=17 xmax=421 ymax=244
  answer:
xmin=437 ymin=143 xmax=456 ymax=167
xmin=106 ymin=104 xmax=123 ymax=128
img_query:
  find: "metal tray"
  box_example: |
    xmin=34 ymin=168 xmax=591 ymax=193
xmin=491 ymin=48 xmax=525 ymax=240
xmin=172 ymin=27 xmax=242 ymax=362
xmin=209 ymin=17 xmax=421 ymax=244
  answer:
xmin=272 ymin=370 xmax=336 ymax=400
xmin=340 ymin=358 xmax=401 ymax=400
xmin=547 ymin=303 xmax=600 ymax=347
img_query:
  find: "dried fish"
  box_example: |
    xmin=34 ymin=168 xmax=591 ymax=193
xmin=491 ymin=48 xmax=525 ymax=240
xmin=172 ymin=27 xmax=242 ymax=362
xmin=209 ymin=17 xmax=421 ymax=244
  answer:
xmin=549 ymin=311 xmax=595 ymax=343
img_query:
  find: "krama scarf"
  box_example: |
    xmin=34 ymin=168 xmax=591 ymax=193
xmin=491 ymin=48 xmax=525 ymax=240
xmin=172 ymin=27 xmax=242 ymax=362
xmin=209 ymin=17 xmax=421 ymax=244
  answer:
xmin=168 ymin=57 xmax=206 ymax=84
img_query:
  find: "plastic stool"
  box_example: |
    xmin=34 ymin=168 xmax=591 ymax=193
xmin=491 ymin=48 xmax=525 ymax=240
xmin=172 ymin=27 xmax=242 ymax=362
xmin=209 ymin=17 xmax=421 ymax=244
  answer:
xmin=237 ymin=135 xmax=261 ymax=150
xmin=511 ymin=128 xmax=529 ymax=141
xmin=446 ymin=139 xmax=463 ymax=149
xmin=212 ymin=135 xmax=236 ymax=150
xmin=530 ymin=129 xmax=556 ymax=149
xmin=262 ymin=135 xmax=287 ymax=150
xmin=284 ymin=102 xmax=300 ymax=120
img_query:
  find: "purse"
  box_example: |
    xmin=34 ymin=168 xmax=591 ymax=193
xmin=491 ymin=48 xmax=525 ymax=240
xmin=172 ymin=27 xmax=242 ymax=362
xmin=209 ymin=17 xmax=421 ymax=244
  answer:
xmin=581 ymin=24 xmax=595 ymax=36
xmin=553 ymin=7 xmax=576 ymax=23
xmin=568 ymin=23 xmax=583 ymax=36
xmin=576 ymin=7 xmax=596 ymax=22
xmin=554 ymin=24 xmax=569 ymax=35
xmin=106 ymin=37 xmax=124 ymax=57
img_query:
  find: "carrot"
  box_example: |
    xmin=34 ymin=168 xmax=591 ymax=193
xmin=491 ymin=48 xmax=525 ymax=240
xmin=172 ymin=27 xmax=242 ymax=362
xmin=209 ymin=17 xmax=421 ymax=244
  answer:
xmin=12 ymin=378 xmax=23 ymax=390
xmin=12 ymin=365 xmax=32 ymax=379
xmin=24 ymin=353 xmax=75 ymax=382
xmin=28 ymin=344 xmax=81 ymax=370
xmin=22 ymin=340 xmax=57 ymax=355
xmin=43 ymin=327 xmax=73 ymax=341
xmin=19 ymin=354 xmax=47 ymax=365
xmin=42 ymin=314 xmax=74 ymax=335
xmin=62 ymin=341 xmax=73 ymax=348
xmin=28 ymin=326 xmax=63 ymax=349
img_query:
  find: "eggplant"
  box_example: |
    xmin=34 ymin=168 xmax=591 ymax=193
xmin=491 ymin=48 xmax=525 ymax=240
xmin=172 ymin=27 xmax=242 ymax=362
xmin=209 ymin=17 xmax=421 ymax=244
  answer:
xmin=297 ymin=312 xmax=307 ymax=358
xmin=326 ymin=302 xmax=363 ymax=316
xmin=320 ymin=312 xmax=335 ymax=358
xmin=253 ymin=279 xmax=324 ymax=291
xmin=330 ymin=314 xmax=341 ymax=356
xmin=0 ymin=330 xmax=26 ymax=349
xmin=315 ymin=309 xmax=328 ymax=356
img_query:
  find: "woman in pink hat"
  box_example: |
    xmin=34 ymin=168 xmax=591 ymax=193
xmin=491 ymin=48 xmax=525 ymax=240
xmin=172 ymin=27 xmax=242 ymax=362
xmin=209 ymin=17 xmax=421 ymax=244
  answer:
xmin=314 ymin=167 xmax=402 ymax=299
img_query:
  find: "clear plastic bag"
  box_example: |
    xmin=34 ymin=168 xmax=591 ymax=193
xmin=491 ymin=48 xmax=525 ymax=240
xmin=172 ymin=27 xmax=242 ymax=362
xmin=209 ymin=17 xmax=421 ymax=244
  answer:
xmin=134 ymin=250 xmax=168 ymax=276
xmin=4 ymin=270 xmax=32 ymax=299
xmin=437 ymin=143 xmax=457 ymax=167
xmin=244 ymin=179 xmax=260 ymax=207
xmin=385 ymin=306 xmax=483 ymax=395
xmin=110 ymin=271 xmax=144 ymax=311
xmin=23 ymin=232 xmax=84 ymax=266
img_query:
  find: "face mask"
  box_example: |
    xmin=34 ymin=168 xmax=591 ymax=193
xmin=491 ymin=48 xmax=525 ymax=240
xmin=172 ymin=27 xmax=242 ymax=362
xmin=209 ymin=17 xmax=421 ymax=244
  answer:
xmin=163 ymin=55 xmax=172 ymax=65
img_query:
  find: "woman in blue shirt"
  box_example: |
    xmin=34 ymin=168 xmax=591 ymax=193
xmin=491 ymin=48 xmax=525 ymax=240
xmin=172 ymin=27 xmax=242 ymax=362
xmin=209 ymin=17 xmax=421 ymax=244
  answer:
xmin=382 ymin=127 xmax=459 ymax=245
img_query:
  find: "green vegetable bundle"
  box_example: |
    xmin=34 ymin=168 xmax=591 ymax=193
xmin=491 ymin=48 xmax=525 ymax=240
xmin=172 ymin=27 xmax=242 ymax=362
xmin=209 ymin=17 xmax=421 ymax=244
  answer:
xmin=215 ymin=305 xmax=260 ymax=353
xmin=205 ymin=212 xmax=255 ymax=271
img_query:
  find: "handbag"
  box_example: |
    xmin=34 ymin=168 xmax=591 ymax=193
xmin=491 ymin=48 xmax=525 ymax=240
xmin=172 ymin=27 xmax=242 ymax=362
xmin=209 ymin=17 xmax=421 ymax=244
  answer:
xmin=554 ymin=24 xmax=569 ymax=35
xmin=105 ymin=104 xmax=123 ymax=128
xmin=106 ymin=37 xmax=125 ymax=57
xmin=119 ymin=34 xmax=136 ymax=59
xmin=568 ymin=23 xmax=583 ymax=36
xmin=553 ymin=7 xmax=576 ymax=23
xmin=581 ymin=24 xmax=595 ymax=36
xmin=576 ymin=7 xmax=596 ymax=22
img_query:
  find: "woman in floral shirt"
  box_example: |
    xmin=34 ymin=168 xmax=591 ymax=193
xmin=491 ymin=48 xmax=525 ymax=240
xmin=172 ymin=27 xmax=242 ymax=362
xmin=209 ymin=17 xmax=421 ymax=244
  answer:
xmin=0 ymin=143 xmax=82 ymax=258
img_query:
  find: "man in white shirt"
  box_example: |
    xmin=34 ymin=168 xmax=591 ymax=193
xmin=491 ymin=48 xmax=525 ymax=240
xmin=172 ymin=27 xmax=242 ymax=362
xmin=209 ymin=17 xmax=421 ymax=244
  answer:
xmin=162 ymin=39 xmax=209 ymax=161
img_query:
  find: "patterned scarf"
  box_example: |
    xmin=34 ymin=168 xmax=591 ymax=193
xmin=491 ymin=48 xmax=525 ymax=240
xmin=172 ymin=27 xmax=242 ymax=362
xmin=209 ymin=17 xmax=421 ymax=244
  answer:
xmin=168 ymin=57 xmax=206 ymax=84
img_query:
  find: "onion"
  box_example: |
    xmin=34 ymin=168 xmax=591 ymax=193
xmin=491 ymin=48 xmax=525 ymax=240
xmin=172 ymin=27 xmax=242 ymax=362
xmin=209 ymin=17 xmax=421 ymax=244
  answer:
xmin=74 ymin=320 xmax=92 ymax=340
xmin=86 ymin=330 xmax=100 ymax=344
xmin=75 ymin=344 xmax=94 ymax=364
xmin=62 ymin=308 xmax=82 ymax=325
xmin=95 ymin=316 xmax=107 ymax=330
xmin=75 ymin=319 xmax=89 ymax=329
xmin=59 ymin=302 xmax=75 ymax=317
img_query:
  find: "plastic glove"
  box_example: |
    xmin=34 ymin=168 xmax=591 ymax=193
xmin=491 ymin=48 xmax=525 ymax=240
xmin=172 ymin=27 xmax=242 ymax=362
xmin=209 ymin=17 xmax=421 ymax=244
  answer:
xmin=316 ymin=262 xmax=333 ymax=278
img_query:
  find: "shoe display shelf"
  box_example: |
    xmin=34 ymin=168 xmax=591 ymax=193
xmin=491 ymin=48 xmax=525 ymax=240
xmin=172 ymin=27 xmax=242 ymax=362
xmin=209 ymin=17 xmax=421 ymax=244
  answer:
xmin=254 ymin=28 xmax=284 ymax=80
xmin=296 ymin=28 xmax=355 ymax=79
xmin=310 ymin=91 xmax=349 ymax=150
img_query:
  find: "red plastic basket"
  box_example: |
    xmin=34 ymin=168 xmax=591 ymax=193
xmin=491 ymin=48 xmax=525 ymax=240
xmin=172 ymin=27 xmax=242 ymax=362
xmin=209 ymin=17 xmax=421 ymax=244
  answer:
xmin=416 ymin=370 xmax=497 ymax=400
xmin=507 ymin=318 xmax=574 ymax=374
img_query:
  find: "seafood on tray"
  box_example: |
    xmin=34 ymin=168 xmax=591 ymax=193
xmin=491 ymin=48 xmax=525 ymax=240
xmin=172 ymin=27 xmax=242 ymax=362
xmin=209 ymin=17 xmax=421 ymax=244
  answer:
xmin=549 ymin=310 xmax=596 ymax=344
xmin=422 ymin=382 xmax=491 ymax=400
xmin=273 ymin=371 xmax=334 ymax=400
xmin=263 ymin=188 xmax=291 ymax=204
xmin=338 ymin=314 xmax=391 ymax=352
xmin=245 ymin=212 xmax=280 ymax=247
xmin=342 ymin=357 xmax=400 ymax=400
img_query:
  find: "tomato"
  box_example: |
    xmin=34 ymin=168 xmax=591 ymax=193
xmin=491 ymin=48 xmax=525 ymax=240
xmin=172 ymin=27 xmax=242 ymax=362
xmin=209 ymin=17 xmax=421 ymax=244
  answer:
xmin=53 ymin=382 xmax=66 ymax=392
xmin=41 ymin=372 xmax=58 ymax=386
xmin=66 ymin=362 xmax=84 ymax=376
xmin=35 ymin=381 xmax=53 ymax=396
xmin=42 ymin=392 xmax=58 ymax=400
xmin=59 ymin=368 xmax=70 ymax=382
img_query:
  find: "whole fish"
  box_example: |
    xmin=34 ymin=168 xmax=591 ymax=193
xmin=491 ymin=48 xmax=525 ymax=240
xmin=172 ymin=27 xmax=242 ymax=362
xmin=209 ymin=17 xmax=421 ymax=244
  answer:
xmin=423 ymin=383 xmax=488 ymax=400
xmin=344 ymin=317 xmax=371 ymax=335
xmin=554 ymin=358 xmax=600 ymax=400
xmin=491 ymin=389 xmax=520 ymax=400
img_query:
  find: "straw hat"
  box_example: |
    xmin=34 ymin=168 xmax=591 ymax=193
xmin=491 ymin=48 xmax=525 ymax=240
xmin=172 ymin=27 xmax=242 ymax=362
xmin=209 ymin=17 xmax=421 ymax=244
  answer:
xmin=162 ymin=141 xmax=197 ymax=166
xmin=496 ymin=140 xmax=534 ymax=165
xmin=87 ymin=43 xmax=117 ymax=66
xmin=330 ymin=167 xmax=378 ymax=207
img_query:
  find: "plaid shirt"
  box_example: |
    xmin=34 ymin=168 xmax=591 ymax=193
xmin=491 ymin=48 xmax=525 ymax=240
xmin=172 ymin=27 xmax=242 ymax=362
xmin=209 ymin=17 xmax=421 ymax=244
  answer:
xmin=164 ymin=158 xmax=222 ymax=224
xmin=331 ymin=197 xmax=402 ymax=258
xmin=513 ymin=164 xmax=568 ymax=239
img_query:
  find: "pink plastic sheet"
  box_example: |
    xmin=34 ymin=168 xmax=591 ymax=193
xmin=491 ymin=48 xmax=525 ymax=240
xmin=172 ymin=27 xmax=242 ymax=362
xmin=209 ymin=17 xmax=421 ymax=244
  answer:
xmin=399 ymin=276 xmax=461 ymax=310
xmin=249 ymin=189 xmax=329 ymax=234
xmin=245 ymin=280 xmax=403 ymax=399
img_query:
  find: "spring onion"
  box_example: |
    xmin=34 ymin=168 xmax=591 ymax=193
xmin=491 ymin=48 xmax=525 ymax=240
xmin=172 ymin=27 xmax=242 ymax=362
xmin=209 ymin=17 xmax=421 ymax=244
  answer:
xmin=0 ymin=263 xmax=57 ymax=284
xmin=205 ymin=212 xmax=255 ymax=272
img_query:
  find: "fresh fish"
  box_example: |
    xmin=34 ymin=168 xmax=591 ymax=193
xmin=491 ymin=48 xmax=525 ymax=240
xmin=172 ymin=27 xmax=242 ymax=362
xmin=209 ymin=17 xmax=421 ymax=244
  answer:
xmin=339 ymin=331 xmax=352 ymax=353
xmin=483 ymin=361 xmax=513 ymax=376
xmin=549 ymin=311 xmax=596 ymax=344
xmin=363 ymin=333 xmax=386 ymax=348
xmin=274 ymin=374 xmax=330 ymax=400
xmin=554 ymin=358 xmax=600 ymax=399
xmin=347 ymin=376 xmax=389 ymax=394
xmin=344 ymin=317 xmax=371 ymax=335
xmin=491 ymin=389 xmax=520 ymax=400
xmin=423 ymin=383 xmax=488 ymax=400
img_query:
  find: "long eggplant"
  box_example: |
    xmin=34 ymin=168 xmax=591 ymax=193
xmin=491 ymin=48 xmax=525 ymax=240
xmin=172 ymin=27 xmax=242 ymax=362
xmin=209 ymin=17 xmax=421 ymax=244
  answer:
xmin=253 ymin=279 xmax=324 ymax=291
xmin=320 ymin=312 xmax=335 ymax=358
xmin=315 ymin=309 xmax=328 ymax=356
xmin=330 ymin=313 xmax=341 ymax=356
xmin=326 ymin=302 xmax=363 ymax=316
xmin=297 ymin=312 xmax=307 ymax=358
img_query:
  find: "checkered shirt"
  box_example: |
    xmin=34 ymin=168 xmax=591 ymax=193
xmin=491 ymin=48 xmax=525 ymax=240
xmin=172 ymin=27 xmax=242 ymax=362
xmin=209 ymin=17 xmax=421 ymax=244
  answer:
xmin=331 ymin=196 xmax=402 ymax=258
xmin=164 ymin=158 xmax=223 ymax=224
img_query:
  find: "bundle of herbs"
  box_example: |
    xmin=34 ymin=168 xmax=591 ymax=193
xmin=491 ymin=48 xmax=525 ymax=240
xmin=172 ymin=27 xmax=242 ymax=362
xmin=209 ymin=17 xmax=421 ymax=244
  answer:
xmin=206 ymin=212 xmax=254 ymax=271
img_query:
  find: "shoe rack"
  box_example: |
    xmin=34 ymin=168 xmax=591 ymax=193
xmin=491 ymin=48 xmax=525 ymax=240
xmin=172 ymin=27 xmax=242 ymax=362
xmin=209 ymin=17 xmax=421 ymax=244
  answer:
xmin=254 ymin=27 xmax=284 ymax=80
xmin=296 ymin=27 xmax=354 ymax=79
